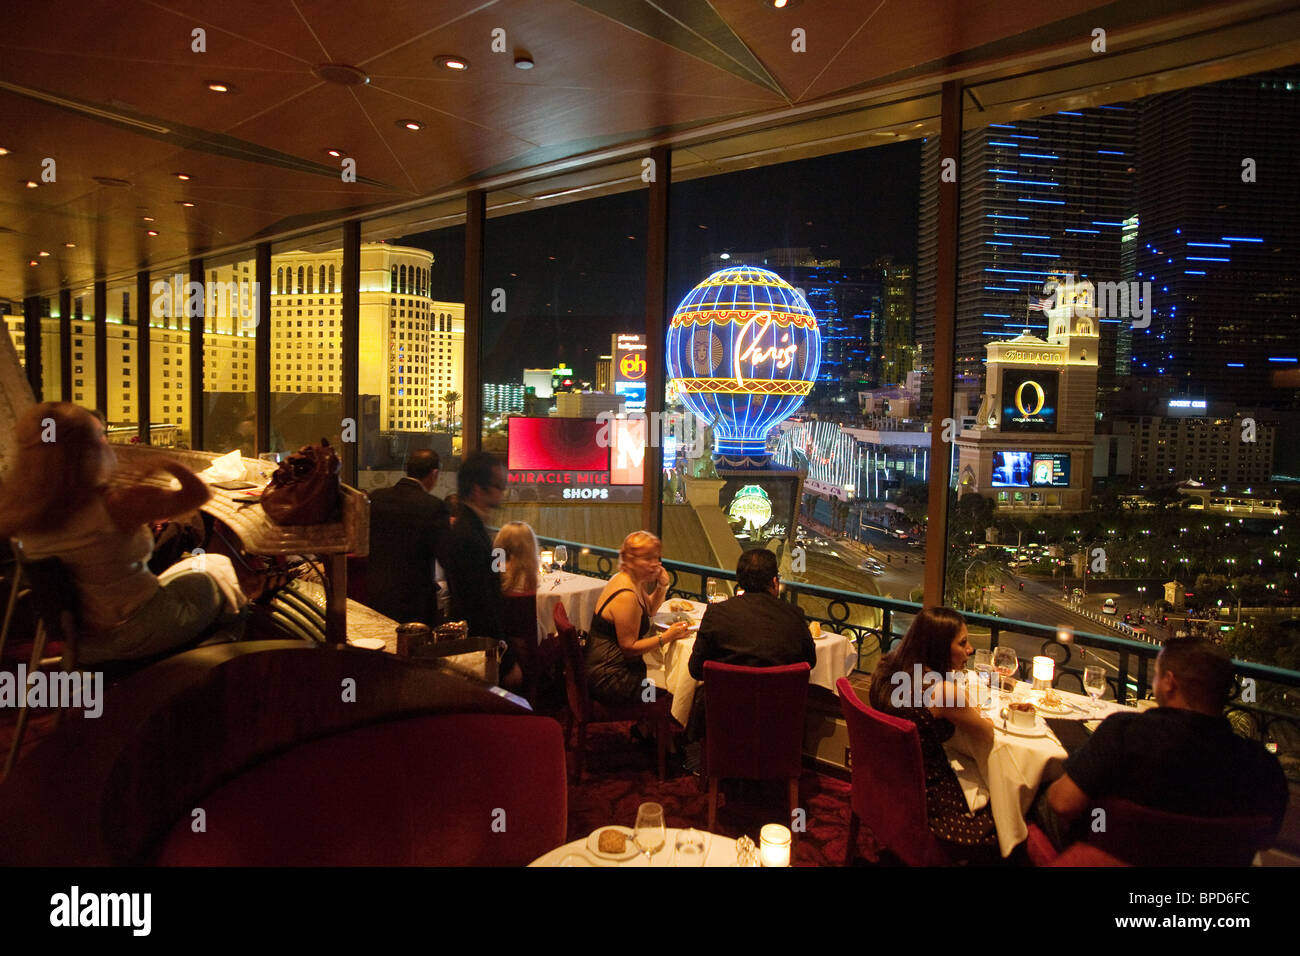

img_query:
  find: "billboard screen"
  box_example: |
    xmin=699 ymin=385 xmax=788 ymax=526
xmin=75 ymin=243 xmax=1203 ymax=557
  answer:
xmin=507 ymin=417 xmax=608 ymax=472
xmin=1000 ymin=368 xmax=1059 ymax=432
xmin=1031 ymin=453 xmax=1071 ymax=487
xmin=991 ymin=450 xmax=1032 ymax=487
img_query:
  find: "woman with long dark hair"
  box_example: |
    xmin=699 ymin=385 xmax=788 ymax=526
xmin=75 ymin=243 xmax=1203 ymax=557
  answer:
xmin=869 ymin=606 xmax=999 ymax=862
xmin=0 ymin=402 xmax=244 ymax=666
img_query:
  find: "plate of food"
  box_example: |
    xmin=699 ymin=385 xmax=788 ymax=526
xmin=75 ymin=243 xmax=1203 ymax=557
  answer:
xmin=652 ymin=608 xmax=701 ymax=630
xmin=586 ymin=826 xmax=639 ymax=862
xmin=1034 ymin=689 xmax=1076 ymax=716
xmin=999 ymin=702 xmax=1049 ymax=737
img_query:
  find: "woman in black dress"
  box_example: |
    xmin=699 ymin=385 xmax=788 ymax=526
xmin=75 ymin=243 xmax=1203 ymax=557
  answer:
xmin=585 ymin=531 xmax=690 ymax=707
xmin=869 ymin=606 xmax=1000 ymax=863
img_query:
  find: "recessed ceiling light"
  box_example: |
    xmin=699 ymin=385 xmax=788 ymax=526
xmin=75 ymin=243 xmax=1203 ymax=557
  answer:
xmin=28 ymin=259 xmax=38 ymax=267
xmin=174 ymin=172 xmax=191 ymax=181
xmin=38 ymin=250 xmax=50 ymax=257
xmin=326 ymin=148 xmax=343 ymax=158
xmin=398 ymin=120 xmax=422 ymax=131
xmin=142 ymin=216 xmax=155 ymax=222
xmin=0 ymin=147 xmax=10 ymax=156
xmin=773 ymin=0 xmax=788 ymax=7
xmin=207 ymin=81 xmax=235 ymax=93
xmin=64 ymin=242 xmax=75 ymax=248
xmin=23 ymin=180 xmax=37 ymax=188
xmin=177 ymin=200 xmax=196 ymax=207
xmin=434 ymin=55 xmax=469 ymax=71
xmin=314 ymin=63 xmax=370 ymax=86
xmin=514 ymin=56 xmax=534 ymax=70
xmin=146 ymin=230 xmax=159 ymax=237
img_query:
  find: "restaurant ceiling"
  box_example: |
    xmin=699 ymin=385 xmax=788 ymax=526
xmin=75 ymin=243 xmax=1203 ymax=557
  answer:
xmin=1 ymin=0 xmax=1297 ymax=300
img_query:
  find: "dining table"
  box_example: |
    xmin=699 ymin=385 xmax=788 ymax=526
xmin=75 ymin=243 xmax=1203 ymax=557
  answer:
xmin=642 ymin=598 xmax=858 ymax=727
xmin=529 ymin=827 xmax=740 ymax=867
xmin=944 ymin=679 xmax=1131 ymax=857
xmin=533 ymin=570 xmax=608 ymax=641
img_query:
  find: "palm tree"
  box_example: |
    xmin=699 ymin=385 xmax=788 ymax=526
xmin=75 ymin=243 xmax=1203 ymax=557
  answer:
xmin=442 ymin=391 xmax=461 ymax=435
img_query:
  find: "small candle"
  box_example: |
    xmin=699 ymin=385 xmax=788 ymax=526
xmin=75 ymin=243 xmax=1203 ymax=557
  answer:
xmin=1032 ymin=655 xmax=1055 ymax=689
xmin=759 ymin=824 xmax=791 ymax=867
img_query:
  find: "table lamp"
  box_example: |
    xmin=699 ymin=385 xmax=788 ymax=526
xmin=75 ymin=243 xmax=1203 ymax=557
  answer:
xmin=1032 ymin=655 xmax=1055 ymax=690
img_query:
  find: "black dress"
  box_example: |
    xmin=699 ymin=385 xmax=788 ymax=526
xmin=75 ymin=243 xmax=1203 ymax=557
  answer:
xmin=870 ymin=675 xmax=999 ymax=857
xmin=584 ymin=587 xmax=650 ymax=708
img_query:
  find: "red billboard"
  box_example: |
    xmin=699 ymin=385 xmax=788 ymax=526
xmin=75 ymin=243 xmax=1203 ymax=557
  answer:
xmin=507 ymin=417 xmax=609 ymax=472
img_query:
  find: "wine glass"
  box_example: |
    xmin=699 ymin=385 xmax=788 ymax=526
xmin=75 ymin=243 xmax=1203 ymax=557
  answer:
xmin=1083 ymin=665 xmax=1107 ymax=714
xmin=674 ymin=828 xmax=706 ymax=867
xmin=991 ymin=646 xmax=1018 ymax=693
xmin=553 ymin=545 xmax=568 ymax=576
xmin=633 ymin=802 xmax=666 ymax=864
xmin=706 ymin=578 xmax=721 ymax=604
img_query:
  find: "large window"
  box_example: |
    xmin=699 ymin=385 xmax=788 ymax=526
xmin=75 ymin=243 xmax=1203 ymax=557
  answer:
xmin=482 ymin=179 xmax=647 ymax=546
xmin=663 ymin=143 xmax=922 ymax=662
xmin=103 ymin=280 xmax=139 ymax=440
xmin=269 ymin=232 xmax=344 ymax=454
xmin=937 ymin=66 xmax=1300 ymax=691
xmin=201 ymin=252 xmax=257 ymax=455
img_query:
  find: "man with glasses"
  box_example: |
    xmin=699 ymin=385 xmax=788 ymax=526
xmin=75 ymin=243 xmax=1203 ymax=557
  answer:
xmin=440 ymin=451 xmax=520 ymax=687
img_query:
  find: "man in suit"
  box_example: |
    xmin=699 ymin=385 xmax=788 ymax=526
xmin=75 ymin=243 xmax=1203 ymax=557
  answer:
xmin=366 ymin=449 xmax=449 ymax=626
xmin=682 ymin=548 xmax=816 ymax=771
xmin=440 ymin=451 xmax=521 ymax=688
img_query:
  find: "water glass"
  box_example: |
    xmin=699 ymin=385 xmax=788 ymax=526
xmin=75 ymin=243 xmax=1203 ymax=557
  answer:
xmin=674 ymin=828 xmax=706 ymax=867
xmin=554 ymin=544 xmax=568 ymax=574
xmin=1083 ymin=665 xmax=1107 ymax=714
xmin=633 ymin=802 xmax=666 ymax=863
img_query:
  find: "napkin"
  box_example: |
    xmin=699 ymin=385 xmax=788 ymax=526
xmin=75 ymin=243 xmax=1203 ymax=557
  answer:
xmin=197 ymin=450 xmax=246 ymax=483
xmin=949 ymin=754 xmax=990 ymax=812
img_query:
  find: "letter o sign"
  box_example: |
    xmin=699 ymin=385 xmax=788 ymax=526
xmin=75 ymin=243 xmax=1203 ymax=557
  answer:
xmin=1015 ymin=379 xmax=1046 ymax=417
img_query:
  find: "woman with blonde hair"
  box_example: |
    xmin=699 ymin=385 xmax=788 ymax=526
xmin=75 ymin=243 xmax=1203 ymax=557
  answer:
xmin=0 ymin=402 xmax=244 ymax=666
xmin=493 ymin=520 xmax=540 ymax=595
xmin=584 ymin=530 xmax=690 ymax=707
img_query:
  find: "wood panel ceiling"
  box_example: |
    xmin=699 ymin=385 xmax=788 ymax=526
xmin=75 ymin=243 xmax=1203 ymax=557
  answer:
xmin=0 ymin=0 xmax=1295 ymax=300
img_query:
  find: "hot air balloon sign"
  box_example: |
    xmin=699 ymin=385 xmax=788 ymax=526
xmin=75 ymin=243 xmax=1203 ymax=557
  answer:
xmin=666 ymin=266 xmax=821 ymax=468
xmin=728 ymin=484 xmax=773 ymax=532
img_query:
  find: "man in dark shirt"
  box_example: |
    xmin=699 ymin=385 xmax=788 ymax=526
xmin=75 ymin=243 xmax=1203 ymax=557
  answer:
xmin=439 ymin=451 xmax=520 ymax=688
xmin=1043 ymin=637 xmax=1288 ymax=855
xmin=366 ymin=449 xmax=449 ymax=626
xmin=682 ymin=549 xmax=816 ymax=771
xmin=688 ymin=548 xmax=817 ymax=679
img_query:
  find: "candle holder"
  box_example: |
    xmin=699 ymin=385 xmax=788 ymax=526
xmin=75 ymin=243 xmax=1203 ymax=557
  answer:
xmin=1031 ymin=655 xmax=1055 ymax=691
xmin=759 ymin=823 xmax=791 ymax=867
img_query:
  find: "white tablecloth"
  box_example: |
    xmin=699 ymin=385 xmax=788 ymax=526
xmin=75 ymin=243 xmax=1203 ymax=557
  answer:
xmin=535 ymin=571 xmax=608 ymax=641
xmin=643 ymin=599 xmax=857 ymax=726
xmin=944 ymin=684 xmax=1129 ymax=857
xmin=529 ymin=827 xmax=739 ymax=867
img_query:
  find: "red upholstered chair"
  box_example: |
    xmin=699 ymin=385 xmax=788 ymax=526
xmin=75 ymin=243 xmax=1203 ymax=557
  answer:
xmin=553 ymin=600 xmax=672 ymax=781
xmin=154 ymin=712 xmax=566 ymax=866
xmin=1026 ymin=799 xmax=1275 ymax=867
xmin=837 ymin=678 xmax=951 ymax=866
xmin=702 ymin=661 xmax=810 ymax=832
xmin=501 ymin=593 xmax=540 ymax=703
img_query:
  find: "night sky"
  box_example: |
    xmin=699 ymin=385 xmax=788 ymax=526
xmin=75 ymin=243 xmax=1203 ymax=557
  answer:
xmin=404 ymin=140 xmax=921 ymax=384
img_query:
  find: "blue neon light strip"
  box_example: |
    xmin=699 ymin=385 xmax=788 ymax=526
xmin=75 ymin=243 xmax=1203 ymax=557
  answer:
xmin=1226 ymin=363 xmax=1245 ymax=368
xmin=988 ymin=123 xmax=1016 ymax=129
xmin=1065 ymin=228 xmax=1100 ymax=234
xmin=1007 ymin=134 xmax=1040 ymax=139
xmin=997 ymin=178 xmax=1059 ymax=187
xmin=1019 ymin=153 xmax=1059 ymax=159
xmin=983 ymin=313 xmax=1012 ymax=318
xmin=1022 ymin=253 xmax=1059 ymax=258
xmin=995 ymin=233 xmax=1051 ymax=239
xmin=1187 ymin=242 xmax=1230 ymax=248
xmin=1184 ymin=270 xmax=1207 ymax=275
xmin=1018 ymin=198 xmax=1065 ymax=204
xmin=1268 ymin=357 xmax=1298 ymax=363
xmin=989 ymin=141 xmax=1019 ymax=147
xmin=988 ymin=214 xmax=1030 ymax=220
xmin=1097 ymin=150 xmax=1126 ymax=155
xmin=986 ymin=241 xmax=1012 ymax=246
xmin=1222 ymin=237 xmax=1263 ymax=242
xmin=1092 ymin=221 xmax=1123 ymax=226
xmin=1187 ymin=257 xmax=1230 ymax=262
xmin=989 ymin=168 xmax=1019 ymax=174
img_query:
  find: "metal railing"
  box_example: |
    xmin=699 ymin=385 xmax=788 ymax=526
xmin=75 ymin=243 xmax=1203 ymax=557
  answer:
xmin=535 ymin=533 xmax=1300 ymax=767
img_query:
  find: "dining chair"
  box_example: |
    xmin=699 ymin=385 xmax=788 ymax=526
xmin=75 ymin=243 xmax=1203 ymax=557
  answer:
xmin=501 ymin=593 xmax=540 ymax=703
xmin=836 ymin=678 xmax=951 ymax=866
xmin=701 ymin=661 xmax=810 ymax=833
xmin=552 ymin=600 xmax=672 ymax=781
xmin=3 ymin=547 xmax=80 ymax=777
xmin=1026 ymin=798 xmax=1276 ymax=866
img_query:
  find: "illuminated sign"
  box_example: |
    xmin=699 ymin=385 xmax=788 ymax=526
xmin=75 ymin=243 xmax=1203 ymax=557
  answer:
xmin=507 ymin=418 xmax=607 ymax=471
xmin=1000 ymin=369 xmax=1058 ymax=432
xmin=1000 ymin=349 xmax=1066 ymax=366
xmin=612 ymin=333 xmax=648 ymax=410
xmin=1167 ymin=399 xmax=1207 ymax=409
xmin=610 ymin=418 xmax=646 ymax=486
xmin=1030 ymin=453 xmax=1071 ymax=487
xmin=665 ymin=266 xmax=821 ymax=467
xmin=728 ymin=484 xmax=773 ymax=531
xmin=992 ymin=451 xmax=1031 ymax=487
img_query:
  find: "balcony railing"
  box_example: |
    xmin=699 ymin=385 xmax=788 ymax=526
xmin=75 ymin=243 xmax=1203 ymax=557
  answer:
xmin=536 ymin=533 xmax=1300 ymax=776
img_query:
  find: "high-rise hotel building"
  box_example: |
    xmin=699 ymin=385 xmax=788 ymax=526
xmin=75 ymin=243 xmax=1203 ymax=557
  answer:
xmin=916 ymin=107 xmax=1137 ymax=416
xmin=3 ymin=243 xmax=463 ymax=447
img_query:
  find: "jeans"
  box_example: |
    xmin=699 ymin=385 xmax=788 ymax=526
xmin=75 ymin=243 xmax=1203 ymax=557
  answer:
xmin=81 ymin=571 xmax=227 ymax=666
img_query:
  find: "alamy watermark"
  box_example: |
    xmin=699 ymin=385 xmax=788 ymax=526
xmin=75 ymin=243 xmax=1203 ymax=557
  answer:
xmin=886 ymin=664 xmax=987 ymax=709
xmin=152 ymin=273 xmax=260 ymax=329
xmin=0 ymin=665 xmax=102 ymax=718
xmin=595 ymin=410 xmax=706 ymax=461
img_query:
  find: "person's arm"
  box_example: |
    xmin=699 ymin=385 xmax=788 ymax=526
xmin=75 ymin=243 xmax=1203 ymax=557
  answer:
xmin=687 ymin=607 xmax=717 ymax=680
xmin=103 ymin=458 xmax=211 ymax=533
xmin=1046 ymin=772 xmax=1091 ymax=827
xmin=930 ymin=686 xmax=995 ymax=753
xmin=608 ymin=590 xmax=686 ymax=658
xmin=645 ymin=567 xmax=670 ymax=615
